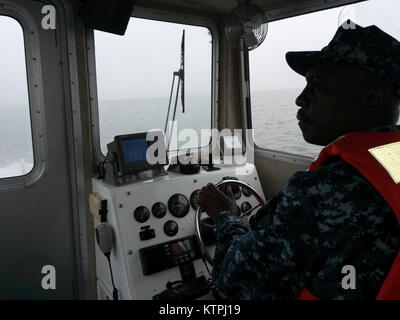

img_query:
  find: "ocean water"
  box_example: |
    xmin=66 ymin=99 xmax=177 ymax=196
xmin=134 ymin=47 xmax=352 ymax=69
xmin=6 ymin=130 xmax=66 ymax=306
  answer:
xmin=1 ymin=88 xmax=362 ymax=178
xmin=98 ymin=95 xmax=211 ymax=154
xmin=0 ymin=104 xmax=34 ymax=177
xmin=98 ymin=88 xmax=323 ymax=157
xmin=251 ymin=88 xmax=323 ymax=157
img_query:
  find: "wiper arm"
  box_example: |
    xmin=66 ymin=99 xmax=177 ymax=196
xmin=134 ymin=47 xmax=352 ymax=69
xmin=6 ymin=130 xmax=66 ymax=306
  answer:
xmin=164 ymin=29 xmax=185 ymax=151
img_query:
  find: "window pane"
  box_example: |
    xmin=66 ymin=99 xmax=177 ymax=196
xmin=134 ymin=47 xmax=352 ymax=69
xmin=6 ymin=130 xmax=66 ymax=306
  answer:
xmin=0 ymin=16 xmax=33 ymax=178
xmin=94 ymin=17 xmax=213 ymax=154
xmin=250 ymin=0 xmax=400 ymax=158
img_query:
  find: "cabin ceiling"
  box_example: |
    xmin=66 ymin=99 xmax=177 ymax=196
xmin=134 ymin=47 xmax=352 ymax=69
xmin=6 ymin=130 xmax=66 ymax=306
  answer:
xmin=135 ymin=0 xmax=292 ymax=14
xmin=134 ymin=0 xmax=366 ymax=15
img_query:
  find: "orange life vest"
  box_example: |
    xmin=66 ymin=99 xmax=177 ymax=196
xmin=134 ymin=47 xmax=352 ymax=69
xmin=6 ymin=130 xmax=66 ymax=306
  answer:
xmin=295 ymin=130 xmax=400 ymax=300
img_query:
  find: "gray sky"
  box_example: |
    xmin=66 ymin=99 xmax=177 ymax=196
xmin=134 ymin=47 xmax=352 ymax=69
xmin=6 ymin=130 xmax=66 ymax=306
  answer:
xmin=0 ymin=16 xmax=29 ymax=107
xmin=94 ymin=18 xmax=212 ymax=101
xmin=250 ymin=0 xmax=400 ymax=92
xmin=1 ymin=0 xmax=400 ymax=105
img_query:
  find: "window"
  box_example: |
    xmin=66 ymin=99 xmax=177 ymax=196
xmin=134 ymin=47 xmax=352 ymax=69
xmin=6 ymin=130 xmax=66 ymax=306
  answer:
xmin=0 ymin=16 xmax=33 ymax=178
xmin=94 ymin=17 xmax=213 ymax=155
xmin=250 ymin=0 xmax=400 ymax=158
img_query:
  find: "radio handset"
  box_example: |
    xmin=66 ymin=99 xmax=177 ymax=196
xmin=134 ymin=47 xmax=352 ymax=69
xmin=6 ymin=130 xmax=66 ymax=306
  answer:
xmin=95 ymin=223 xmax=114 ymax=256
xmin=95 ymin=202 xmax=119 ymax=301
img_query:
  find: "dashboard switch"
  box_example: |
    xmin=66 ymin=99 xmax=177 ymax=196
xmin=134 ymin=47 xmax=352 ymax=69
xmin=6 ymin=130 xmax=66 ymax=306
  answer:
xmin=140 ymin=225 xmax=155 ymax=241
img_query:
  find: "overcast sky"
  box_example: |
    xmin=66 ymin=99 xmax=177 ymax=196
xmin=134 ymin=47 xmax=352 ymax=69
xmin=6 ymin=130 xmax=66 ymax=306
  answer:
xmin=0 ymin=16 xmax=28 ymax=107
xmin=250 ymin=0 xmax=400 ymax=92
xmin=94 ymin=18 xmax=213 ymax=101
xmin=1 ymin=0 xmax=400 ymax=105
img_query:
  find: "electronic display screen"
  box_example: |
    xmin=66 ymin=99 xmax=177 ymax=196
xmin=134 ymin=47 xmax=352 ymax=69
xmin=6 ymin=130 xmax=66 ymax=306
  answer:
xmin=122 ymin=138 xmax=148 ymax=163
xmin=108 ymin=131 xmax=167 ymax=176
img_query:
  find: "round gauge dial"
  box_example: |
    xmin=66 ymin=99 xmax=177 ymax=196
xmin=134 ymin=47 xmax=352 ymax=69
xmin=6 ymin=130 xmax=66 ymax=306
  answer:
xmin=152 ymin=202 xmax=167 ymax=218
xmin=168 ymin=194 xmax=190 ymax=218
xmin=241 ymin=201 xmax=252 ymax=214
xmin=242 ymin=187 xmax=252 ymax=197
xmin=134 ymin=206 xmax=150 ymax=223
xmin=164 ymin=220 xmax=179 ymax=237
xmin=232 ymin=186 xmax=242 ymax=200
xmin=190 ymin=190 xmax=201 ymax=210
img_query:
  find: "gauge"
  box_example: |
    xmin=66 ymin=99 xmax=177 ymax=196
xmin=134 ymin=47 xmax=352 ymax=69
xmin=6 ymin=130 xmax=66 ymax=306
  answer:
xmin=164 ymin=220 xmax=178 ymax=237
xmin=232 ymin=186 xmax=242 ymax=200
xmin=134 ymin=206 xmax=150 ymax=223
xmin=168 ymin=194 xmax=190 ymax=218
xmin=190 ymin=190 xmax=201 ymax=210
xmin=152 ymin=202 xmax=167 ymax=218
xmin=242 ymin=187 xmax=252 ymax=197
xmin=241 ymin=201 xmax=252 ymax=214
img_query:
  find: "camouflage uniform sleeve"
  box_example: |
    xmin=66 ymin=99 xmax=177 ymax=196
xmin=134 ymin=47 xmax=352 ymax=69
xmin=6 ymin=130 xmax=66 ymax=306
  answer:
xmin=212 ymin=171 xmax=319 ymax=300
xmin=212 ymin=160 xmax=400 ymax=300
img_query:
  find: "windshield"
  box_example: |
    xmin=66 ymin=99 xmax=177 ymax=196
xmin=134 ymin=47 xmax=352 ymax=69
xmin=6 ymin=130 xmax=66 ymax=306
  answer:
xmin=249 ymin=0 xmax=400 ymax=158
xmin=94 ymin=17 xmax=213 ymax=155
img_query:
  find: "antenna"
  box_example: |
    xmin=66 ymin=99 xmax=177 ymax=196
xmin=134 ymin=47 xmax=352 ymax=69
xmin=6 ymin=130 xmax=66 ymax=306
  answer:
xmin=181 ymin=29 xmax=185 ymax=113
xmin=164 ymin=30 xmax=186 ymax=151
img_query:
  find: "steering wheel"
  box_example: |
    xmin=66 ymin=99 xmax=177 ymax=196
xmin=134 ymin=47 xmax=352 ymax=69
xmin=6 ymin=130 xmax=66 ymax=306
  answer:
xmin=195 ymin=179 xmax=266 ymax=266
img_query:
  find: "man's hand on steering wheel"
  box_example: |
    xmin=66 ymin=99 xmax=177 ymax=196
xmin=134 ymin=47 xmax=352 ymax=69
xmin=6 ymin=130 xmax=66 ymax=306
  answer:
xmin=198 ymin=183 xmax=238 ymax=221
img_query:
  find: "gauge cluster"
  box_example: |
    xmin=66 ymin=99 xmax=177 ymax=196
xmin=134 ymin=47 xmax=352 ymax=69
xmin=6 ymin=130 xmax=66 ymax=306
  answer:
xmin=92 ymin=163 xmax=264 ymax=299
xmin=132 ymin=185 xmax=256 ymax=237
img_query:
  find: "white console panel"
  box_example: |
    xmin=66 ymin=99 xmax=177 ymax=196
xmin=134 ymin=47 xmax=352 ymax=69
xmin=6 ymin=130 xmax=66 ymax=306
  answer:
xmin=92 ymin=163 xmax=265 ymax=300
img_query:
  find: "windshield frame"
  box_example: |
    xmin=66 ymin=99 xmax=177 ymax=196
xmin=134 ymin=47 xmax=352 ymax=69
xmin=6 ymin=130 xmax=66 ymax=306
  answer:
xmin=88 ymin=6 xmax=219 ymax=165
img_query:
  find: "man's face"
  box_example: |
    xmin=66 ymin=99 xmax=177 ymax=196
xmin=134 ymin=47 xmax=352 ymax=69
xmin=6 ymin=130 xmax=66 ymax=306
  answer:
xmin=296 ymin=63 xmax=371 ymax=146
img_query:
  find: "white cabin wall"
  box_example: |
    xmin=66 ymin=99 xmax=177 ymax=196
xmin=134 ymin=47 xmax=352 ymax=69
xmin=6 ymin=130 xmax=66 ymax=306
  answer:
xmin=213 ymin=14 xmax=311 ymax=200
xmin=255 ymin=154 xmax=310 ymax=199
xmin=216 ymin=19 xmax=244 ymax=132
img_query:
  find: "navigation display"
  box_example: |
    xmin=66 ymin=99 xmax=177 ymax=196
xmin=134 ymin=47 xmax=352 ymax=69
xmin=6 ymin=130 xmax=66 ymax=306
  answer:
xmin=107 ymin=131 xmax=167 ymax=176
xmin=122 ymin=138 xmax=148 ymax=163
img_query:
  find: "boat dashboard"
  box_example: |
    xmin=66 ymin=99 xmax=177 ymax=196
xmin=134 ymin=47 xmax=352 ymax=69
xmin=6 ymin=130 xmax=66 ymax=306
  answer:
xmin=92 ymin=162 xmax=264 ymax=300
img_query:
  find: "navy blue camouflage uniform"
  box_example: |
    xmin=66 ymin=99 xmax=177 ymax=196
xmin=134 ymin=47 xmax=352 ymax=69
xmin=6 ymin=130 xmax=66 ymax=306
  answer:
xmin=213 ymin=126 xmax=400 ymax=300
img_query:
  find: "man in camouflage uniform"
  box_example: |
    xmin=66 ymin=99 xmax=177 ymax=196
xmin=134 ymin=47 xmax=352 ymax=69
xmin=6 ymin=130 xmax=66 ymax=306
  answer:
xmin=198 ymin=22 xmax=400 ymax=299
